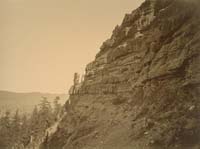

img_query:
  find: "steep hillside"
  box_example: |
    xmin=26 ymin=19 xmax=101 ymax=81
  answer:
xmin=42 ymin=0 xmax=200 ymax=148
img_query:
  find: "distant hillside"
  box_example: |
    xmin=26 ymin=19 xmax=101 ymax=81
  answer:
xmin=0 ymin=90 xmax=68 ymax=116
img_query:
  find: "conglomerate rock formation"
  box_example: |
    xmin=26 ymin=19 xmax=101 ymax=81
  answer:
xmin=40 ymin=0 xmax=200 ymax=148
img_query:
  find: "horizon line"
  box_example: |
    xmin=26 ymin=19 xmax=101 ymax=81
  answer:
xmin=0 ymin=89 xmax=68 ymax=95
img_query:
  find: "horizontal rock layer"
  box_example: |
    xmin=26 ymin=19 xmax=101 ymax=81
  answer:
xmin=42 ymin=0 xmax=200 ymax=149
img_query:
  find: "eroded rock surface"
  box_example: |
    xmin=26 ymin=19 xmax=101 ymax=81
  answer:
xmin=41 ymin=0 xmax=200 ymax=148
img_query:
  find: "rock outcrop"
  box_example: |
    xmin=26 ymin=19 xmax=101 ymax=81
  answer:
xmin=68 ymin=73 xmax=84 ymax=95
xmin=41 ymin=0 xmax=200 ymax=148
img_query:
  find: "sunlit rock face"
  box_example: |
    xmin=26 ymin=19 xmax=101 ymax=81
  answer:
xmin=41 ymin=0 xmax=200 ymax=149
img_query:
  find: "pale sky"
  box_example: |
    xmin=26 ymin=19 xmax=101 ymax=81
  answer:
xmin=0 ymin=0 xmax=144 ymax=93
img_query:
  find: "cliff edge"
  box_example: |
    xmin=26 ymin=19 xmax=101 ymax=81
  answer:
xmin=41 ymin=0 xmax=200 ymax=148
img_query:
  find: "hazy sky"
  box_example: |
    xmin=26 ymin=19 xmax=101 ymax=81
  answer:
xmin=0 ymin=0 xmax=144 ymax=93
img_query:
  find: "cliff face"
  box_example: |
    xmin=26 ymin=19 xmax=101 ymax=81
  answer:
xmin=42 ymin=0 xmax=200 ymax=148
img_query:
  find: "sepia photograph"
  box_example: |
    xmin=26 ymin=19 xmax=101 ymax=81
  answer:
xmin=0 ymin=0 xmax=200 ymax=148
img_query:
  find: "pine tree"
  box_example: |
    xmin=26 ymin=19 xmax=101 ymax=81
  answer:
xmin=11 ymin=109 xmax=21 ymax=143
xmin=53 ymin=96 xmax=62 ymax=121
xmin=29 ymin=106 xmax=40 ymax=137
xmin=37 ymin=97 xmax=53 ymax=134
xmin=20 ymin=114 xmax=30 ymax=147
xmin=0 ymin=110 xmax=12 ymax=149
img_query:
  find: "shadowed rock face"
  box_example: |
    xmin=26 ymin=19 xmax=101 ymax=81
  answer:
xmin=41 ymin=0 xmax=200 ymax=148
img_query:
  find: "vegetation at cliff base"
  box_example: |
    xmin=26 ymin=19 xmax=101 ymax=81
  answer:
xmin=0 ymin=96 xmax=63 ymax=149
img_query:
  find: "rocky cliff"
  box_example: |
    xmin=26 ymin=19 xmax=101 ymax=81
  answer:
xmin=41 ymin=0 xmax=200 ymax=148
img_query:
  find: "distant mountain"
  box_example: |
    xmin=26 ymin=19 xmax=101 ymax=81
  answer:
xmin=0 ymin=90 xmax=68 ymax=116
